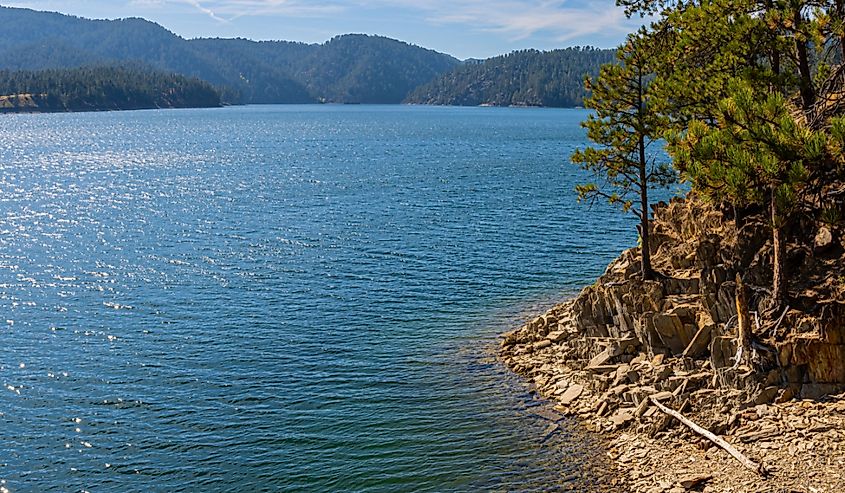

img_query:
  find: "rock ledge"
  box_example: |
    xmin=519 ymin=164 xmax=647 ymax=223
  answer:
xmin=501 ymin=197 xmax=845 ymax=492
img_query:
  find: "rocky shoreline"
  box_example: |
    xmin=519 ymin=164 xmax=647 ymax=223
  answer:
xmin=500 ymin=197 xmax=845 ymax=492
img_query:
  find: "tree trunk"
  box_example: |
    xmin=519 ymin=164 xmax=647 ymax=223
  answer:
xmin=637 ymin=69 xmax=654 ymax=281
xmin=771 ymin=51 xmax=780 ymax=78
xmin=836 ymin=0 xmax=845 ymax=63
xmin=638 ymin=137 xmax=653 ymax=281
xmin=793 ymin=8 xmax=815 ymax=111
xmin=771 ymin=190 xmax=786 ymax=311
xmin=735 ymin=273 xmax=752 ymax=367
xmin=764 ymin=0 xmax=780 ymax=77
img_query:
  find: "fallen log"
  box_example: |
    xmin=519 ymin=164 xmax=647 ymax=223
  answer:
xmin=649 ymin=396 xmax=767 ymax=476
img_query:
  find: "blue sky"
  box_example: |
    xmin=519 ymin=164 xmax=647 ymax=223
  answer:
xmin=2 ymin=0 xmax=643 ymax=59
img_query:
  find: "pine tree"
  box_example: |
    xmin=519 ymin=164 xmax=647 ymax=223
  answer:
xmin=571 ymin=32 xmax=676 ymax=281
xmin=620 ymin=0 xmax=839 ymax=311
xmin=671 ymin=81 xmax=825 ymax=310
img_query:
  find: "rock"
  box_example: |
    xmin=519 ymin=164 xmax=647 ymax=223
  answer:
xmin=588 ymin=349 xmax=612 ymax=368
xmin=587 ymin=364 xmax=620 ymax=374
xmin=546 ymin=330 xmax=567 ymax=343
xmin=814 ymin=226 xmax=834 ymax=253
xmin=652 ymin=353 xmax=666 ymax=366
xmin=652 ymin=313 xmax=696 ymax=354
xmin=559 ymin=384 xmax=584 ymax=405
xmin=754 ymin=386 xmax=779 ymax=405
xmin=808 ymin=423 xmax=833 ymax=433
xmin=609 ymin=337 xmax=640 ymax=357
xmin=501 ymin=330 xmax=519 ymax=347
xmin=541 ymin=422 xmax=559 ymax=441
xmin=775 ymin=387 xmax=795 ymax=403
xmin=530 ymin=408 xmax=562 ymax=422
xmin=678 ymin=473 xmax=712 ymax=490
xmin=709 ymin=335 xmax=737 ymax=370
xmin=682 ymin=323 xmax=712 ymax=359
xmin=634 ymin=396 xmax=650 ymax=417
xmin=651 ymin=391 xmax=674 ymax=401
xmin=654 ymin=365 xmax=673 ymax=380
xmin=609 ymin=384 xmax=630 ymax=396
xmin=533 ymin=340 xmax=552 ymax=351
xmin=613 ymin=364 xmax=632 ymax=385
xmin=610 ymin=409 xmax=634 ymax=427
xmin=596 ymin=399 xmax=609 ymax=417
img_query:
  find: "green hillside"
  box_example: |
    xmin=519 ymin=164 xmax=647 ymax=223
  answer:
xmin=0 ymin=7 xmax=459 ymax=104
xmin=406 ymin=48 xmax=614 ymax=107
xmin=0 ymin=65 xmax=221 ymax=112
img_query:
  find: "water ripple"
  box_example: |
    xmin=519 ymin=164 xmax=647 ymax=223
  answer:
xmin=0 ymin=105 xmax=645 ymax=492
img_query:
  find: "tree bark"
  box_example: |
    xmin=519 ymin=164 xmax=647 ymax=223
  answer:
xmin=836 ymin=0 xmax=845 ymax=63
xmin=764 ymin=0 xmax=780 ymax=77
xmin=735 ymin=273 xmax=752 ymax=367
xmin=637 ymin=70 xmax=654 ymax=281
xmin=639 ymin=140 xmax=653 ymax=281
xmin=771 ymin=191 xmax=786 ymax=312
xmin=793 ymin=8 xmax=815 ymax=111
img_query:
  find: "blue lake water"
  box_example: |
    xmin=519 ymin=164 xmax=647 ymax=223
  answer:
xmin=0 ymin=105 xmax=639 ymax=492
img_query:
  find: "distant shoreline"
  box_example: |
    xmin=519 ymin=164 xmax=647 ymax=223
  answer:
xmin=0 ymin=104 xmax=223 ymax=115
xmin=0 ymin=102 xmax=587 ymax=115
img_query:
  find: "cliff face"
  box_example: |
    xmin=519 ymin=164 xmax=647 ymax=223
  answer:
xmin=502 ymin=196 xmax=845 ymax=423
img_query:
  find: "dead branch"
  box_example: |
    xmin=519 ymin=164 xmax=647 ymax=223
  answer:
xmin=771 ymin=305 xmax=790 ymax=339
xmin=649 ymin=396 xmax=768 ymax=476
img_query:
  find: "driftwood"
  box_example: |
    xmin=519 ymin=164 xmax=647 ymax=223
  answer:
xmin=649 ymin=396 xmax=768 ymax=476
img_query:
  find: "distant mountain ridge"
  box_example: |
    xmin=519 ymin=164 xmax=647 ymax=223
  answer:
xmin=0 ymin=6 xmax=459 ymax=104
xmin=0 ymin=6 xmax=610 ymax=108
xmin=406 ymin=48 xmax=615 ymax=108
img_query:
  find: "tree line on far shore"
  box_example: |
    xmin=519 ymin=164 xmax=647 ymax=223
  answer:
xmin=406 ymin=47 xmax=615 ymax=107
xmin=0 ymin=65 xmax=221 ymax=112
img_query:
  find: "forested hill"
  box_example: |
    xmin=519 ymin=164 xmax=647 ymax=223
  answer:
xmin=0 ymin=6 xmax=459 ymax=104
xmin=0 ymin=66 xmax=222 ymax=112
xmin=0 ymin=6 xmax=611 ymax=107
xmin=405 ymin=48 xmax=615 ymax=107
xmin=187 ymin=36 xmax=460 ymax=104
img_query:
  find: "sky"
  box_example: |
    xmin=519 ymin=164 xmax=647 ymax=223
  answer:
xmin=1 ymin=0 xmax=645 ymax=60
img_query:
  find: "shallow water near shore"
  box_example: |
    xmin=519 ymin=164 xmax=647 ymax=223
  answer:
xmin=1 ymin=105 xmax=638 ymax=491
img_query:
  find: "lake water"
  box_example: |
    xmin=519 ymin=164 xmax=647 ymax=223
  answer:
xmin=0 ymin=105 xmax=638 ymax=492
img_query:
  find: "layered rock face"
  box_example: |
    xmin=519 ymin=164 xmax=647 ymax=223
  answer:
xmin=501 ymin=196 xmax=845 ymax=429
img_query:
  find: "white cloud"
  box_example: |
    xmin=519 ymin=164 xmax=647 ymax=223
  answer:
xmin=121 ymin=0 xmax=629 ymax=41
xmin=128 ymin=0 xmax=167 ymax=6
xmin=184 ymin=0 xmax=228 ymax=22
xmin=405 ymin=0 xmax=629 ymax=42
xmin=173 ymin=0 xmax=347 ymax=19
